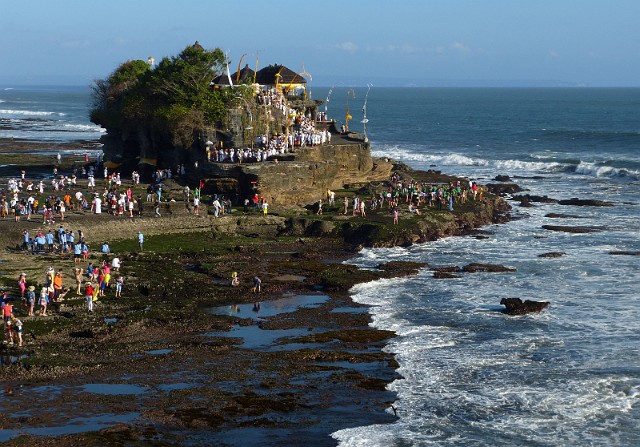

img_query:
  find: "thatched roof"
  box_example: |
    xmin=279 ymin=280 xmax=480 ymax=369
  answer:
xmin=255 ymin=65 xmax=306 ymax=86
xmin=233 ymin=64 xmax=256 ymax=84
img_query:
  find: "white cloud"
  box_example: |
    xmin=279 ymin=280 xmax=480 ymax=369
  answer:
xmin=334 ymin=41 xmax=358 ymax=53
xmin=449 ymin=41 xmax=471 ymax=54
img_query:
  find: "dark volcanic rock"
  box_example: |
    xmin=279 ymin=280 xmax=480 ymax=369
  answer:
xmin=500 ymin=298 xmax=550 ymax=315
xmin=486 ymin=183 xmax=523 ymax=195
xmin=609 ymin=251 xmax=640 ymax=256
xmin=538 ymin=252 xmax=566 ymax=258
xmin=557 ymin=198 xmax=614 ymax=207
xmin=545 ymin=213 xmax=583 ymax=219
xmin=542 ymin=225 xmax=600 ymax=233
xmin=462 ymin=263 xmax=517 ymax=273
xmin=519 ymin=198 xmax=535 ymax=207
xmin=512 ymin=194 xmax=558 ymax=203
xmin=494 ymin=175 xmax=511 ymax=182
xmin=433 ymin=271 xmax=461 ymax=279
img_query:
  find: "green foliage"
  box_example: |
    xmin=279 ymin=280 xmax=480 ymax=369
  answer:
xmin=90 ymin=43 xmax=233 ymax=149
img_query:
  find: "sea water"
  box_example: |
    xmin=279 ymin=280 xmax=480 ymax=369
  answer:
xmin=322 ymin=87 xmax=640 ymax=446
xmin=0 ymin=85 xmax=104 ymax=143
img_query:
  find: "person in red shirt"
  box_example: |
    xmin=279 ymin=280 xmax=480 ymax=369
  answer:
xmin=3 ymin=302 xmax=13 ymax=324
xmin=84 ymin=282 xmax=95 ymax=312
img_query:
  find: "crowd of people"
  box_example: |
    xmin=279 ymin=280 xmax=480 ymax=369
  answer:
xmin=318 ymin=173 xmax=485 ymax=222
xmin=207 ymin=89 xmax=330 ymax=165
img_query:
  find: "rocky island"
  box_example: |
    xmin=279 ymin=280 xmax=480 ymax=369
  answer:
xmin=0 ymin=43 xmax=511 ymax=445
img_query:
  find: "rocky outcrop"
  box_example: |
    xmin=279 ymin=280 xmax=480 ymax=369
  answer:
xmin=542 ymin=225 xmax=600 ymax=233
xmin=512 ymin=194 xmax=558 ymax=204
xmin=557 ymin=198 xmax=614 ymax=207
xmin=197 ymin=140 xmax=393 ymax=206
xmin=486 ymin=183 xmax=523 ymax=195
xmin=339 ymin=196 xmax=511 ymax=248
xmin=500 ymin=298 xmax=549 ymax=315
xmin=538 ymin=252 xmax=566 ymax=258
xmin=463 ymin=263 xmax=517 ymax=273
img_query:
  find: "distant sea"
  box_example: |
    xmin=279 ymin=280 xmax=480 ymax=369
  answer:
xmin=2 ymin=85 xmax=639 ymax=446
xmin=0 ymin=85 xmax=104 ymax=144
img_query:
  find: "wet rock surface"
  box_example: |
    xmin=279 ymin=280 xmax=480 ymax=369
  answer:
xmin=500 ymin=298 xmax=550 ymax=315
xmin=542 ymin=225 xmax=601 ymax=233
xmin=538 ymin=252 xmax=566 ymax=258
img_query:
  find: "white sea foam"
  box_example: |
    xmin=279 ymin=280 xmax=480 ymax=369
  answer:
xmin=372 ymin=145 xmax=488 ymax=167
xmin=494 ymin=158 xmax=567 ymax=173
xmin=62 ymin=123 xmax=106 ymax=133
xmin=0 ymin=109 xmax=58 ymax=116
xmin=574 ymin=161 xmax=639 ymax=178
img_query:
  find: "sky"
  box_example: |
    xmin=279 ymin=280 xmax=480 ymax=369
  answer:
xmin=1 ymin=0 xmax=639 ymax=87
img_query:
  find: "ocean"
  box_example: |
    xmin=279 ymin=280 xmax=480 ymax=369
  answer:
xmin=3 ymin=85 xmax=639 ymax=446
xmin=0 ymin=85 xmax=104 ymax=144
xmin=320 ymin=87 xmax=640 ymax=446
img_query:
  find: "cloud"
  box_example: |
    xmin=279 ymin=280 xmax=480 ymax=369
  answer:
xmin=334 ymin=41 xmax=358 ymax=53
xmin=449 ymin=41 xmax=471 ymax=54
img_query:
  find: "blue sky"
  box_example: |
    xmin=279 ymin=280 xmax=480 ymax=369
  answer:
xmin=2 ymin=0 xmax=639 ymax=87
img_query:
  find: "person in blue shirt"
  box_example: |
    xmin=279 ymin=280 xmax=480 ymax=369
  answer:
xmin=45 ymin=231 xmax=55 ymax=252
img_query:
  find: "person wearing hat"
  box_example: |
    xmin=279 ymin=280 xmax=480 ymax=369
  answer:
xmin=26 ymin=285 xmax=36 ymax=316
xmin=84 ymin=282 xmax=95 ymax=312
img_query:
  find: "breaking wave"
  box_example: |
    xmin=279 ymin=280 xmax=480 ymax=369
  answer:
xmin=0 ymin=109 xmax=64 ymax=117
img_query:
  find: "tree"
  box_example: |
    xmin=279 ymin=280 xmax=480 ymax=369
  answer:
xmin=91 ymin=43 xmax=232 ymax=151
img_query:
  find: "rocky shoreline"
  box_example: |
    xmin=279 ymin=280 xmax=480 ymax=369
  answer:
xmin=0 ymin=139 xmax=511 ymax=446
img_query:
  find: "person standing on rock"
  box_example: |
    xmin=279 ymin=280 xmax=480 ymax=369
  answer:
xmin=252 ymin=276 xmax=262 ymax=293
xmin=138 ymin=231 xmax=144 ymax=251
xmin=193 ymin=196 xmax=200 ymax=215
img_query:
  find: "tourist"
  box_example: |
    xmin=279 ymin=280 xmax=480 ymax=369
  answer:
xmin=74 ymin=267 xmax=83 ymax=295
xmin=53 ymin=271 xmax=63 ymax=301
xmin=317 ymin=199 xmax=323 ymax=215
xmin=115 ymin=275 xmax=124 ymax=298
xmin=393 ymin=208 xmax=399 ymax=225
xmin=343 ymin=197 xmax=349 ymax=215
xmin=138 ymin=231 xmax=144 ymax=251
xmin=3 ymin=301 xmax=13 ymax=324
xmin=101 ymin=242 xmax=110 ymax=254
xmin=4 ymin=320 xmax=13 ymax=345
xmin=39 ymin=286 xmax=49 ymax=316
xmin=230 ymin=272 xmax=239 ymax=287
xmin=26 ymin=285 xmax=36 ymax=316
xmin=112 ymin=256 xmax=121 ymax=271
xmin=193 ymin=196 xmax=200 ymax=215
xmin=12 ymin=317 xmax=23 ymax=347
xmin=18 ymin=273 xmax=26 ymax=300
xmin=84 ymin=282 xmax=94 ymax=312
xmin=252 ymin=276 xmax=262 ymax=293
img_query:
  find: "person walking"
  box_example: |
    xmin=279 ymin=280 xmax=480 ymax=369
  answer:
xmin=138 ymin=231 xmax=144 ymax=251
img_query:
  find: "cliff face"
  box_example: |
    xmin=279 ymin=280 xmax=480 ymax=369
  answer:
xmin=199 ymin=140 xmax=393 ymax=205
